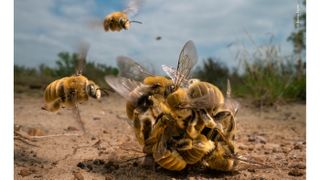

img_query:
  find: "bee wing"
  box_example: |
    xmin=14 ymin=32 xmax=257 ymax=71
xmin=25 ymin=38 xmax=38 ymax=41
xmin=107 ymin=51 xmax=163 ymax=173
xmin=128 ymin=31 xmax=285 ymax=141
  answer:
xmin=224 ymin=79 xmax=240 ymax=115
xmin=117 ymin=56 xmax=154 ymax=82
xmin=161 ymin=40 xmax=198 ymax=88
xmin=224 ymin=98 xmax=240 ymax=116
xmin=75 ymin=41 xmax=90 ymax=75
xmin=105 ymin=76 xmax=149 ymax=103
xmin=175 ymin=40 xmax=198 ymax=86
xmin=161 ymin=65 xmax=189 ymax=87
xmin=185 ymin=90 xmax=216 ymax=110
xmin=123 ymin=0 xmax=143 ymax=17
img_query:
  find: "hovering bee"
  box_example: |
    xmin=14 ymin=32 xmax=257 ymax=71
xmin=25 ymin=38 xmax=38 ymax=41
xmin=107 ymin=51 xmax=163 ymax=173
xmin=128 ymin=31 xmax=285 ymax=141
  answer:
xmin=42 ymin=43 xmax=104 ymax=133
xmin=43 ymin=75 xmax=101 ymax=112
xmin=103 ymin=0 xmax=143 ymax=32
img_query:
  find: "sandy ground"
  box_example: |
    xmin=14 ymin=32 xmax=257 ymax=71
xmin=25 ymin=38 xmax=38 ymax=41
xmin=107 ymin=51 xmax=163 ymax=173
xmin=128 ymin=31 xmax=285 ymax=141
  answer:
xmin=14 ymin=92 xmax=306 ymax=180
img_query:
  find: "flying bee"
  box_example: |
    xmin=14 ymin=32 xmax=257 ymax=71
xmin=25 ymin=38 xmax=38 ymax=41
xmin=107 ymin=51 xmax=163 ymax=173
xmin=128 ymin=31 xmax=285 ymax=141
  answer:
xmin=103 ymin=0 xmax=143 ymax=32
xmin=43 ymin=75 xmax=101 ymax=112
xmin=42 ymin=42 xmax=105 ymax=133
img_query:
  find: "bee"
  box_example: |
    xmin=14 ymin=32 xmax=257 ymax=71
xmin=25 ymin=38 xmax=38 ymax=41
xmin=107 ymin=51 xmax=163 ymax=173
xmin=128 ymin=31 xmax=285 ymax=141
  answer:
xmin=199 ymin=80 xmax=242 ymax=172
xmin=42 ymin=42 xmax=103 ymax=133
xmin=105 ymin=75 xmax=157 ymax=147
xmin=201 ymin=140 xmax=237 ymax=171
xmin=103 ymin=0 xmax=143 ymax=32
xmin=43 ymin=75 xmax=101 ymax=112
xmin=106 ymin=56 xmax=176 ymax=150
xmin=177 ymin=134 xmax=215 ymax=165
xmin=149 ymin=113 xmax=188 ymax=171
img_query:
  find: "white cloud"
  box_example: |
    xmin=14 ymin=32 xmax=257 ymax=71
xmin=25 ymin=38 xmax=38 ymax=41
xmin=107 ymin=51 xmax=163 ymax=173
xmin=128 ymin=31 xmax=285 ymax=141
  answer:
xmin=14 ymin=0 xmax=298 ymax=72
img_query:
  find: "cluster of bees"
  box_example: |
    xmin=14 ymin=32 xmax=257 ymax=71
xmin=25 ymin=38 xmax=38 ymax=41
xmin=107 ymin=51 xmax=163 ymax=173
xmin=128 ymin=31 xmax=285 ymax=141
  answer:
xmin=105 ymin=40 xmax=242 ymax=171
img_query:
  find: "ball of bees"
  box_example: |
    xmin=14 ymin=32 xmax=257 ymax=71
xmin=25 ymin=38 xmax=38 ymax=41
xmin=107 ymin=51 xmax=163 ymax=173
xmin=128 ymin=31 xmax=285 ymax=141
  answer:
xmin=105 ymin=40 xmax=266 ymax=172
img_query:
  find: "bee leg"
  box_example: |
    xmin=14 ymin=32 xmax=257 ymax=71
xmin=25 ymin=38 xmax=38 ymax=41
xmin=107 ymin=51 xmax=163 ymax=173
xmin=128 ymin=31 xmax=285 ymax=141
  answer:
xmin=72 ymin=105 xmax=87 ymax=134
xmin=199 ymin=110 xmax=217 ymax=129
xmin=214 ymin=128 xmax=236 ymax=154
xmin=41 ymin=98 xmax=62 ymax=112
xmin=186 ymin=118 xmax=200 ymax=139
xmin=173 ymin=138 xmax=193 ymax=151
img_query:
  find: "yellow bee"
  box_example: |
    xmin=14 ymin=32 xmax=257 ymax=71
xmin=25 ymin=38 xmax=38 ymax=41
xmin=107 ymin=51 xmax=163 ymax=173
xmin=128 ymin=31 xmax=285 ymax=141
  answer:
xmin=42 ymin=42 xmax=104 ymax=133
xmin=103 ymin=12 xmax=142 ymax=32
xmin=105 ymin=75 xmax=157 ymax=146
xmin=148 ymin=113 xmax=188 ymax=171
xmin=103 ymin=0 xmax=142 ymax=32
xmin=199 ymin=80 xmax=242 ymax=172
xmin=106 ymin=56 xmax=176 ymax=149
xmin=201 ymin=140 xmax=237 ymax=171
xmin=178 ymin=134 xmax=215 ymax=165
xmin=43 ymin=75 xmax=101 ymax=112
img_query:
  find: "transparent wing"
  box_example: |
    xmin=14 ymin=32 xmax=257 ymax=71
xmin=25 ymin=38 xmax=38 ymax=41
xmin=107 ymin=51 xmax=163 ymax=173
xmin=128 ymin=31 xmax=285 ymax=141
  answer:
xmin=161 ymin=65 xmax=189 ymax=87
xmin=224 ymin=79 xmax=240 ymax=116
xmin=105 ymin=76 xmax=143 ymax=101
xmin=161 ymin=40 xmax=198 ymax=88
xmin=175 ymin=40 xmax=198 ymax=86
xmin=75 ymin=41 xmax=90 ymax=75
xmin=123 ymin=0 xmax=143 ymax=17
xmin=161 ymin=65 xmax=177 ymax=82
xmin=105 ymin=75 xmax=153 ymax=107
xmin=187 ymin=91 xmax=216 ymax=110
xmin=117 ymin=56 xmax=154 ymax=82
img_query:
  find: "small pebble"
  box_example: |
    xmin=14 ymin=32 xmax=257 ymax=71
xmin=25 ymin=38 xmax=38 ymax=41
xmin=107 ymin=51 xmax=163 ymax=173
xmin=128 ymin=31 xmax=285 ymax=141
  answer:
xmin=73 ymin=172 xmax=84 ymax=180
xmin=288 ymin=169 xmax=304 ymax=176
xmin=18 ymin=168 xmax=35 ymax=177
xmin=289 ymin=163 xmax=306 ymax=169
xmin=77 ymin=162 xmax=86 ymax=169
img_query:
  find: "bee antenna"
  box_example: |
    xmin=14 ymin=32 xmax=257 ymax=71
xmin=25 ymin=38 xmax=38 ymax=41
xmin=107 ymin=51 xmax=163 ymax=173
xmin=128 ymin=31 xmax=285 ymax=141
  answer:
xmin=228 ymin=154 xmax=273 ymax=169
xmin=130 ymin=20 xmax=143 ymax=24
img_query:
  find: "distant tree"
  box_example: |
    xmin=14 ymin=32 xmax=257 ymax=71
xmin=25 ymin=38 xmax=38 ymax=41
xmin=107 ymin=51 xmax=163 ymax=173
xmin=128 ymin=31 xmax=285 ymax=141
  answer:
xmin=193 ymin=57 xmax=230 ymax=89
xmin=38 ymin=64 xmax=55 ymax=77
xmin=54 ymin=52 xmax=78 ymax=77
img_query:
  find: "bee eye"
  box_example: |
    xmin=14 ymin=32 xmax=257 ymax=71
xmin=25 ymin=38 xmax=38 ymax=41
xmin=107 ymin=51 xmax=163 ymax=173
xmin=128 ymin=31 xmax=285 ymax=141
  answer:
xmin=119 ymin=18 xmax=126 ymax=24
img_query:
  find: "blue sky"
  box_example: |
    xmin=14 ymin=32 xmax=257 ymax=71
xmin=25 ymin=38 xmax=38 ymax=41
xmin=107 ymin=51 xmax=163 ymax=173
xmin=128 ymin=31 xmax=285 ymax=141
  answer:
xmin=14 ymin=0 xmax=302 ymax=73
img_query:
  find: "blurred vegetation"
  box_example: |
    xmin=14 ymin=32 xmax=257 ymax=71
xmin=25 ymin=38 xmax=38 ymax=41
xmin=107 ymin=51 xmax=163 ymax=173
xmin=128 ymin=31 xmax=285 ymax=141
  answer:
xmin=193 ymin=40 xmax=305 ymax=106
xmin=194 ymin=2 xmax=306 ymax=106
xmin=14 ymin=51 xmax=118 ymax=95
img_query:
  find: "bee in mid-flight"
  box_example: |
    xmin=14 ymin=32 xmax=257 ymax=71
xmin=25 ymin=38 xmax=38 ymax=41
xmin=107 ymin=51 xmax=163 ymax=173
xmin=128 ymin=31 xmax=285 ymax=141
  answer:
xmin=42 ymin=43 xmax=104 ymax=133
xmin=103 ymin=0 xmax=143 ymax=32
xmin=43 ymin=75 xmax=101 ymax=112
